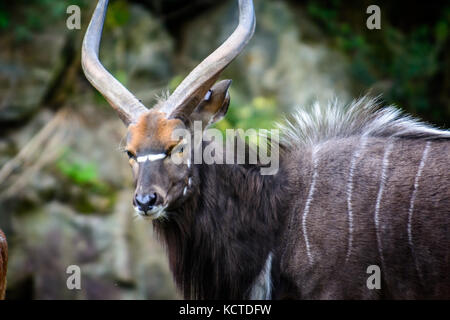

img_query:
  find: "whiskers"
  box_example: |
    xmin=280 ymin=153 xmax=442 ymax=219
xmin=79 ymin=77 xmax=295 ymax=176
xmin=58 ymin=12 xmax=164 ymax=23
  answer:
xmin=131 ymin=205 xmax=169 ymax=222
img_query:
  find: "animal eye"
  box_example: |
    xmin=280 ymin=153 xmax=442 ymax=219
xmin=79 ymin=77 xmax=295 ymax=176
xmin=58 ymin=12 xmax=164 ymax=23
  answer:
xmin=126 ymin=151 xmax=135 ymax=159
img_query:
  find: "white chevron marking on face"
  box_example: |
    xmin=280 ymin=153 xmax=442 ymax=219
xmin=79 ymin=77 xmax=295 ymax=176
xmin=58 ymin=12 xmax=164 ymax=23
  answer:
xmin=137 ymin=153 xmax=166 ymax=163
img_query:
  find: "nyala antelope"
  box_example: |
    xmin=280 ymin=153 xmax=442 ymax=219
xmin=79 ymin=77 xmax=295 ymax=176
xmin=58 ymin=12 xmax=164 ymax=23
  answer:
xmin=82 ymin=0 xmax=450 ymax=299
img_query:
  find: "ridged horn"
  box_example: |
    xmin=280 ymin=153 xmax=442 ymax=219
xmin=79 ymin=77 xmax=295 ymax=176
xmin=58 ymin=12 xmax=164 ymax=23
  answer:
xmin=160 ymin=0 xmax=255 ymax=118
xmin=82 ymin=0 xmax=148 ymax=126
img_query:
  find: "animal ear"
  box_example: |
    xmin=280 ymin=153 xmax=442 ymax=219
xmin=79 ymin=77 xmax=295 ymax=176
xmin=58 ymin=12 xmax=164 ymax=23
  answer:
xmin=190 ymin=80 xmax=232 ymax=128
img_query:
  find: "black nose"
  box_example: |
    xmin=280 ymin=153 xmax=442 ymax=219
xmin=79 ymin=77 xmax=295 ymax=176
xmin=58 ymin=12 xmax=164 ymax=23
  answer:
xmin=135 ymin=193 xmax=157 ymax=213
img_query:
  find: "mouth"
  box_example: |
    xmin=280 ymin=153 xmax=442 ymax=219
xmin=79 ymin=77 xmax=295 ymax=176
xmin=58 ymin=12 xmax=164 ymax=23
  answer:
xmin=134 ymin=205 xmax=168 ymax=220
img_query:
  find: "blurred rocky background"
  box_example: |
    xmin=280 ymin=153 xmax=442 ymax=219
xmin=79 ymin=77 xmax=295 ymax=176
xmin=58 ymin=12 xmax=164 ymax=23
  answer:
xmin=0 ymin=0 xmax=448 ymax=299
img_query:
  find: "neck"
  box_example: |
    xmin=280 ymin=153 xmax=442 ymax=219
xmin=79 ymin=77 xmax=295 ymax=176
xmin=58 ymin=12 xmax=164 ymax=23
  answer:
xmin=153 ymin=161 xmax=289 ymax=299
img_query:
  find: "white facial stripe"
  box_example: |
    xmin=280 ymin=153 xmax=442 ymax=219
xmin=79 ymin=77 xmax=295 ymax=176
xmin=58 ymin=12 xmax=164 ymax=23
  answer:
xmin=137 ymin=153 xmax=166 ymax=163
xmin=148 ymin=153 xmax=166 ymax=161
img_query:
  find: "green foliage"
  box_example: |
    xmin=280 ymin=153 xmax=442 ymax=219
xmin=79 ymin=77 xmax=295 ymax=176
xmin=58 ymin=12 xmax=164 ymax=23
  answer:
xmin=58 ymin=157 xmax=97 ymax=185
xmin=307 ymin=1 xmax=450 ymax=126
xmin=166 ymin=73 xmax=281 ymax=141
xmin=0 ymin=0 xmax=87 ymax=40
xmin=212 ymin=93 xmax=281 ymax=147
xmin=0 ymin=10 xmax=9 ymax=29
xmin=115 ymin=70 xmax=129 ymax=87
xmin=166 ymin=72 xmax=281 ymax=132
xmin=216 ymin=92 xmax=280 ymax=132
xmin=55 ymin=149 xmax=115 ymax=214
xmin=105 ymin=0 xmax=130 ymax=28
xmin=168 ymin=74 xmax=184 ymax=93
xmin=56 ymin=149 xmax=108 ymax=194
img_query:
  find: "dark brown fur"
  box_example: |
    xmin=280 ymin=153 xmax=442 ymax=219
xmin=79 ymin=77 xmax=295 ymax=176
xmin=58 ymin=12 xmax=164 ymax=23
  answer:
xmin=151 ymin=136 xmax=449 ymax=299
xmin=153 ymin=141 xmax=291 ymax=299
xmin=278 ymin=137 xmax=450 ymax=299
xmin=122 ymin=90 xmax=450 ymax=300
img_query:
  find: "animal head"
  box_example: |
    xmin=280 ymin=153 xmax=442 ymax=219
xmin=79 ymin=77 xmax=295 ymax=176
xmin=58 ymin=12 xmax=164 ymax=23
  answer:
xmin=82 ymin=0 xmax=255 ymax=218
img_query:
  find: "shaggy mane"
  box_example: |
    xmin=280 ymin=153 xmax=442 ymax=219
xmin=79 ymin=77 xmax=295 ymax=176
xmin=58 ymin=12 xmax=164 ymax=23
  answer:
xmin=279 ymin=96 xmax=450 ymax=148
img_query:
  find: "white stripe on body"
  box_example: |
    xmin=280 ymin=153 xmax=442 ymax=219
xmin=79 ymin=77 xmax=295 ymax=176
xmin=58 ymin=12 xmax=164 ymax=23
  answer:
xmin=345 ymin=136 xmax=368 ymax=262
xmin=374 ymin=140 xmax=395 ymax=270
xmin=407 ymin=141 xmax=431 ymax=283
xmin=302 ymin=151 xmax=319 ymax=266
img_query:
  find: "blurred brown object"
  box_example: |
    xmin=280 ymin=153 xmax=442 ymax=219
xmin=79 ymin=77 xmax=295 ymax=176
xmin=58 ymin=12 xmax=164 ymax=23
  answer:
xmin=0 ymin=229 xmax=7 ymax=300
